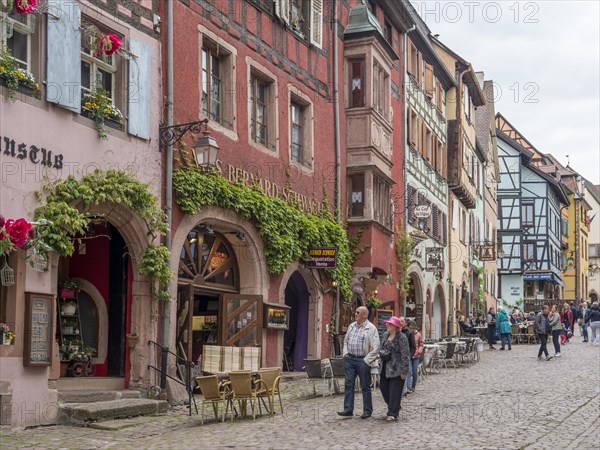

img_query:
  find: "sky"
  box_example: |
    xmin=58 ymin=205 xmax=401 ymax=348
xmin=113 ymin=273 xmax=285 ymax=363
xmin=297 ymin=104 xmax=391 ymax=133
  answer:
xmin=413 ymin=0 xmax=600 ymax=184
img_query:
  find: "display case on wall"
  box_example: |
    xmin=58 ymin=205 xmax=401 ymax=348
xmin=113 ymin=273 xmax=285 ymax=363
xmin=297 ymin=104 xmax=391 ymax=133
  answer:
xmin=23 ymin=293 xmax=54 ymax=366
xmin=263 ymin=302 xmax=291 ymax=330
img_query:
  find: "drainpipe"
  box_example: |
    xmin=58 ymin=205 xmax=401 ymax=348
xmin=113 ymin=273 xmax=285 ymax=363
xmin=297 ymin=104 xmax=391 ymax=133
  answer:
xmin=402 ymin=26 xmax=415 ymax=316
xmin=161 ymin=0 xmax=175 ymax=390
xmin=457 ymin=67 xmax=470 ymax=318
xmin=332 ymin=0 xmax=341 ymax=351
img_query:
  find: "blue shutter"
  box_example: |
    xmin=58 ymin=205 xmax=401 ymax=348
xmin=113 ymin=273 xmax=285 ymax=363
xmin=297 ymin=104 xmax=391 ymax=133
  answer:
xmin=46 ymin=0 xmax=81 ymax=112
xmin=128 ymin=39 xmax=151 ymax=140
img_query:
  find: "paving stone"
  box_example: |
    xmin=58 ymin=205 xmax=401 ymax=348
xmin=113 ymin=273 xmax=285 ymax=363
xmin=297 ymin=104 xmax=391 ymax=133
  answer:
xmin=1 ymin=331 xmax=598 ymax=449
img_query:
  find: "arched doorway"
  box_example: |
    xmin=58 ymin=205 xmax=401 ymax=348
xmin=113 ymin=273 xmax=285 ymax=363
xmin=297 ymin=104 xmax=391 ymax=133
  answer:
xmin=425 ymin=289 xmax=432 ymax=338
xmin=590 ymin=291 xmax=598 ymax=303
xmin=406 ymin=270 xmax=423 ymax=331
xmin=283 ymin=272 xmax=310 ymax=371
xmin=58 ymin=222 xmax=130 ymax=378
xmin=432 ymin=284 xmax=446 ymax=339
xmin=176 ymin=226 xmax=240 ymax=364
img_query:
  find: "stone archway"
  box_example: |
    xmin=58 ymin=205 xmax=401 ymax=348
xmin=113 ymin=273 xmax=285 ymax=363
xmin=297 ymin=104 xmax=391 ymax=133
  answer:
xmin=589 ymin=291 xmax=598 ymax=304
xmin=432 ymin=283 xmax=447 ymax=339
xmin=407 ymin=267 xmax=424 ymax=332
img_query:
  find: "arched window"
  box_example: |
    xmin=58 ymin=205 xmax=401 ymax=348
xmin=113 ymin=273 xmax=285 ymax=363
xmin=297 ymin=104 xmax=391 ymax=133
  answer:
xmin=178 ymin=227 xmax=238 ymax=290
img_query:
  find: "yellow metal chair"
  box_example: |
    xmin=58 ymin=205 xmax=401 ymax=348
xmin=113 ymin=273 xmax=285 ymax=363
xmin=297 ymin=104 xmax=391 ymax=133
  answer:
xmin=195 ymin=375 xmax=232 ymax=424
xmin=228 ymin=370 xmax=266 ymax=420
xmin=256 ymin=367 xmax=283 ymax=416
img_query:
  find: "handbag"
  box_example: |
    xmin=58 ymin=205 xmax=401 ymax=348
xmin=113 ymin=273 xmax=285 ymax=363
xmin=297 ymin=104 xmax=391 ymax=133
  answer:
xmin=379 ymin=347 xmax=392 ymax=362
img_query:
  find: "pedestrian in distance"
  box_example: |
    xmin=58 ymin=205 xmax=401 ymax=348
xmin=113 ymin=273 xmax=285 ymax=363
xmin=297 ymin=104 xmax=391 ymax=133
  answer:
xmin=549 ymin=305 xmax=562 ymax=357
xmin=534 ymin=305 xmax=553 ymax=361
xmin=496 ymin=307 xmax=512 ymax=350
xmin=569 ymin=302 xmax=579 ymax=334
xmin=338 ymin=306 xmax=380 ymax=419
xmin=560 ymin=303 xmax=573 ymax=342
xmin=405 ymin=320 xmax=423 ymax=394
xmin=579 ymin=302 xmax=589 ymax=342
xmin=378 ymin=316 xmax=409 ymax=422
xmin=586 ymin=302 xmax=600 ymax=345
xmin=486 ymin=307 xmax=497 ymax=350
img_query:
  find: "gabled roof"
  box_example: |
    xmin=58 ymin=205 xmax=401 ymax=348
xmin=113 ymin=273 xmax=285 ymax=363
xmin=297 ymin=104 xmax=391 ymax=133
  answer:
xmin=584 ymin=179 xmax=600 ymax=206
xmin=430 ymin=35 xmax=485 ymax=105
xmin=495 ymin=113 xmax=544 ymax=159
xmin=496 ymin=126 xmax=570 ymax=206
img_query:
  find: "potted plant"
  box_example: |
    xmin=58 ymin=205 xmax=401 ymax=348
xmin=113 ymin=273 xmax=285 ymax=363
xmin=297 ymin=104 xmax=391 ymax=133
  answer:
xmin=0 ymin=323 xmax=15 ymax=345
xmin=0 ymin=46 xmax=39 ymax=100
xmin=60 ymin=299 xmax=77 ymax=316
xmin=61 ymin=320 xmax=77 ymax=336
xmin=126 ymin=332 xmax=139 ymax=349
xmin=82 ymin=88 xmax=124 ymax=139
xmin=59 ymin=279 xmax=81 ymax=298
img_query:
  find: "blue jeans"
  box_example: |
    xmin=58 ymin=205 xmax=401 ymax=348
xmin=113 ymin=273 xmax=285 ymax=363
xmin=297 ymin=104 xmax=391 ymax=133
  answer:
xmin=343 ymin=355 xmax=372 ymax=414
xmin=405 ymin=358 xmax=420 ymax=390
xmin=582 ymin=323 xmax=589 ymax=341
xmin=500 ymin=333 xmax=512 ymax=349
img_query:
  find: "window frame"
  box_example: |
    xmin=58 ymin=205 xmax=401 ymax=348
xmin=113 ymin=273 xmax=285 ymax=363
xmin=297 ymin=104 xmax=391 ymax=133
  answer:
xmin=522 ymin=202 xmax=535 ymax=227
xmin=201 ymin=45 xmax=223 ymax=125
xmin=523 ymin=241 xmax=536 ymax=261
xmin=1 ymin=13 xmax=35 ymax=71
xmin=246 ymin=57 xmax=278 ymax=154
xmin=373 ymin=174 xmax=392 ymax=229
xmin=349 ymin=58 xmax=365 ymax=108
xmin=250 ymin=74 xmax=269 ymax=147
xmin=349 ymin=173 xmax=365 ymax=219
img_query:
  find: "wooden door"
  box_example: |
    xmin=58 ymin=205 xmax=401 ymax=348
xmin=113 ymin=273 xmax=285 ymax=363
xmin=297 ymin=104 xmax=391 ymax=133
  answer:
xmin=176 ymin=284 xmax=193 ymax=361
xmin=220 ymin=294 xmax=263 ymax=347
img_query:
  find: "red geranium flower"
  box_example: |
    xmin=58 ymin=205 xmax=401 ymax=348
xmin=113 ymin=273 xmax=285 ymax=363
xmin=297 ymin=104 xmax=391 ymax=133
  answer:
xmin=4 ymin=218 xmax=32 ymax=248
xmin=15 ymin=0 xmax=37 ymax=14
xmin=98 ymin=34 xmax=122 ymax=58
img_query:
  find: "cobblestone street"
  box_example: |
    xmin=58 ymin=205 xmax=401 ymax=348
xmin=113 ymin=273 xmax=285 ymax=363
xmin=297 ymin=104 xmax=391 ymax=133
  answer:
xmin=1 ymin=335 xmax=599 ymax=449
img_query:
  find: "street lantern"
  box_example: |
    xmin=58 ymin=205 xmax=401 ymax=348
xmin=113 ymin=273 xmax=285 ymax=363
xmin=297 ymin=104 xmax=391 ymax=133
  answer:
xmin=193 ymin=125 xmax=220 ymax=168
xmin=159 ymin=118 xmax=219 ymax=169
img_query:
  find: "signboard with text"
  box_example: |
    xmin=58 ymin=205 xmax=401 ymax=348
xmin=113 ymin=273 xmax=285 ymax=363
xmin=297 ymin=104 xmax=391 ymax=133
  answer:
xmin=306 ymin=247 xmax=337 ymax=269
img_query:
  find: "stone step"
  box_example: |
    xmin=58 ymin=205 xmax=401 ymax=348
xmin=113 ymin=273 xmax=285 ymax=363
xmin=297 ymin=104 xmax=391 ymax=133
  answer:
xmin=58 ymin=389 xmax=141 ymax=403
xmin=59 ymin=399 xmax=169 ymax=424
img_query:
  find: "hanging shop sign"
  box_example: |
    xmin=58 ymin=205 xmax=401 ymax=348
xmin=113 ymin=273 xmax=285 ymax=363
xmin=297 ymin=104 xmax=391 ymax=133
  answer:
xmin=478 ymin=244 xmax=496 ymax=261
xmin=1 ymin=135 xmax=64 ymax=169
xmin=425 ymin=247 xmax=443 ymax=272
xmin=306 ymin=247 xmax=337 ymax=269
xmin=414 ymin=205 xmax=432 ymax=218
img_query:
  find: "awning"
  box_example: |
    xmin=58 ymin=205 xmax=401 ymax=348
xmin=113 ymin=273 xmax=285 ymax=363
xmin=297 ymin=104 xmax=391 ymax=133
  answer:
xmin=523 ymin=272 xmax=566 ymax=288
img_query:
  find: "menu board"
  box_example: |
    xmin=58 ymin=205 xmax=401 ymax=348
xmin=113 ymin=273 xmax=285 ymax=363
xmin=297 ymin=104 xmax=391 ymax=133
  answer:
xmin=23 ymin=293 xmax=54 ymax=366
xmin=375 ymin=309 xmax=394 ymax=342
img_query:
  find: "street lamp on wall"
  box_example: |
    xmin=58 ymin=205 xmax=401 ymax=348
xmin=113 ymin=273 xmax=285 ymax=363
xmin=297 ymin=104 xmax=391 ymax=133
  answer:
xmin=159 ymin=118 xmax=220 ymax=169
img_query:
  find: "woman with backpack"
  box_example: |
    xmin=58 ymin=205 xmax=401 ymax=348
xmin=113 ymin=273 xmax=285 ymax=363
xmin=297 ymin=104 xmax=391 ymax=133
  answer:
xmin=496 ymin=307 xmax=512 ymax=350
xmin=486 ymin=307 xmax=497 ymax=350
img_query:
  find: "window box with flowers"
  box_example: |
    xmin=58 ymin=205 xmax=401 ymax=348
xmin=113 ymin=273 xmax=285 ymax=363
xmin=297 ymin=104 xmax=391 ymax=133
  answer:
xmin=0 ymin=46 xmax=39 ymax=100
xmin=82 ymin=88 xmax=124 ymax=139
xmin=1 ymin=323 xmax=15 ymax=345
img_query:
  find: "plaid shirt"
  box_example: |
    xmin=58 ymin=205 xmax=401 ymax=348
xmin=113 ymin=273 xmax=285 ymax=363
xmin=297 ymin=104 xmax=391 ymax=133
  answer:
xmin=346 ymin=321 xmax=368 ymax=356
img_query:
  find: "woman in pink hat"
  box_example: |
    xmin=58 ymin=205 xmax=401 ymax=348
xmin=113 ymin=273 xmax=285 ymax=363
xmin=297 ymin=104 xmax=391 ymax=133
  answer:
xmin=378 ymin=316 xmax=410 ymax=422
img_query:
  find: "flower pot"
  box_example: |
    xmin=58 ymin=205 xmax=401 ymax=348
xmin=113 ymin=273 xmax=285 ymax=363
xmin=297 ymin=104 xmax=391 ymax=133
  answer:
xmin=2 ymin=338 xmax=12 ymax=346
xmin=59 ymin=288 xmax=76 ymax=299
xmin=105 ymin=119 xmax=123 ymax=130
xmin=62 ymin=327 xmax=74 ymax=335
xmin=126 ymin=335 xmax=139 ymax=349
xmin=61 ymin=304 xmax=77 ymax=316
xmin=60 ymin=362 xmax=71 ymax=377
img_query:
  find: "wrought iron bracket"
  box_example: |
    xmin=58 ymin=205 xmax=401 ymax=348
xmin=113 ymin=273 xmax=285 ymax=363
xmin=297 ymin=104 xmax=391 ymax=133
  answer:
xmin=159 ymin=119 xmax=208 ymax=148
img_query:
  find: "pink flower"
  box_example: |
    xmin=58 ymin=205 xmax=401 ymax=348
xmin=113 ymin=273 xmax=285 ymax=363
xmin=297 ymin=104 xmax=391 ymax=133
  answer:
xmin=15 ymin=0 xmax=37 ymax=14
xmin=0 ymin=215 xmax=5 ymax=228
xmin=4 ymin=218 xmax=32 ymax=248
xmin=98 ymin=34 xmax=122 ymax=58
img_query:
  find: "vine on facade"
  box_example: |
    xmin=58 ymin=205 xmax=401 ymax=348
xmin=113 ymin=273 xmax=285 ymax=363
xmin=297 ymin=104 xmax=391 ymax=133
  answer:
xmin=172 ymin=168 xmax=353 ymax=301
xmin=34 ymin=170 xmax=172 ymax=300
xmin=395 ymin=230 xmax=413 ymax=301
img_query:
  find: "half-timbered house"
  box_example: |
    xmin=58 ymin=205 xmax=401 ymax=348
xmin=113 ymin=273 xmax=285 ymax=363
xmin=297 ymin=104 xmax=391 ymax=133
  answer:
xmin=495 ymin=114 xmax=569 ymax=312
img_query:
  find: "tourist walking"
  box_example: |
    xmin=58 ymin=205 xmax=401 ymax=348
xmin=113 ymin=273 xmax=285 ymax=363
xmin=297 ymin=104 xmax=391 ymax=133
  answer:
xmin=497 ymin=307 xmax=512 ymax=350
xmin=486 ymin=307 xmax=497 ymax=350
xmin=586 ymin=302 xmax=600 ymax=345
xmin=569 ymin=302 xmax=579 ymax=334
xmin=378 ymin=316 xmax=409 ymax=422
xmin=560 ymin=303 xmax=573 ymax=342
xmin=549 ymin=305 xmax=562 ymax=357
xmin=405 ymin=320 xmax=423 ymax=393
xmin=579 ymin=302 xmax=589 ymax=342
xmin=534 ymin=305 xmax=553 ymax=361
xmin=339 ymin=306 xmax=380 ymax=419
